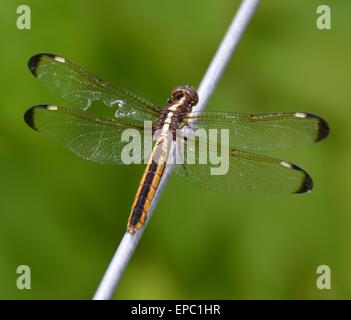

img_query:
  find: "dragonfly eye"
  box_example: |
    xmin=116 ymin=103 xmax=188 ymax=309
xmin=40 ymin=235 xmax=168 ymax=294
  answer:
xmin=171 ymin=85 xmax=199 ymax=107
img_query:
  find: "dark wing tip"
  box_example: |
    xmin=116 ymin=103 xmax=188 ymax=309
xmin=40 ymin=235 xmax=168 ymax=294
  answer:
xmin=24 ymin=106 xmax=36 ymax=130
xmin=290 ymin=163 xmax=314 ymax=194
xmin=305 ymin=113 xmax=330 ymax=142
xmin=28 ymin=53 xmax=57 ymax=77
xmin=315 ymin=117 xmax=330 ymax=142
xmin=24 ymin=104 xmax=48 ymax=131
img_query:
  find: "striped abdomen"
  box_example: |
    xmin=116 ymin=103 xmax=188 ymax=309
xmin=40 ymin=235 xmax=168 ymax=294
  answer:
xmin=127 ymin=93 xmax=193 ymax=234
xmin=127 ymin=142 xmax=167 ymax=233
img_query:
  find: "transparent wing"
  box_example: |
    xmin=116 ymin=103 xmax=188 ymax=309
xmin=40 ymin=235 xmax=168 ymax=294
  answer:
xmin=24 ymin=104 xmax=148 ymax=164
xmin=184 ymin=111 xmax=329 ymax=151
xmin=174 ymin=135 xmax=313 ymax=194
xmin=28 ymin=53 xmax=160 ymax=121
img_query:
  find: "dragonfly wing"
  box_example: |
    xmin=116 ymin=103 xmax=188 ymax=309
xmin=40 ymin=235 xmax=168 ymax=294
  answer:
xmin=174 ymin=136 xmax=312 ymax=194
xmin=24 ymin=104 xmax=148 ymax=165
xmin=184 ymin=112 xmax=329 ymax=151
xmin=28 ymin=53 xmax=160 ymax=121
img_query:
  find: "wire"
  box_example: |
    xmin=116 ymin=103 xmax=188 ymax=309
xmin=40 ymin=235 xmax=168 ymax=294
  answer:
xmin=93 ymin=0 xmax=261 ymax=300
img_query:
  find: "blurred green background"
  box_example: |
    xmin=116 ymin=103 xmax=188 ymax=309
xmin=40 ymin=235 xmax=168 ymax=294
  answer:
xmin=0 ymin=0 xmax=349 ymax=299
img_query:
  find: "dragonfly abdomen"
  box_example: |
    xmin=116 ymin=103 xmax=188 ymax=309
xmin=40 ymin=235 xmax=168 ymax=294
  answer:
xmin=127 ymin=101 xmax=185 ymax=233
xmin=127 ymin=155 xmax=166 ymax=234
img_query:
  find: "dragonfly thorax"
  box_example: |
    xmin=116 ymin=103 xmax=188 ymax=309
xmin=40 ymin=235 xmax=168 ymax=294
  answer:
xmin=153 ymin=86 xmax=198 ymax=139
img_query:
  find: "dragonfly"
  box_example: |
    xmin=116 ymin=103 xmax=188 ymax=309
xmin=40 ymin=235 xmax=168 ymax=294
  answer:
xmin=24 ymin=53 xmax=329 ymax=233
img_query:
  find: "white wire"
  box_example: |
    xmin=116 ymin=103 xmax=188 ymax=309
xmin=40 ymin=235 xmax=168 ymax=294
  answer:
xmin=93 ymin=0 xmax=261 ymax=300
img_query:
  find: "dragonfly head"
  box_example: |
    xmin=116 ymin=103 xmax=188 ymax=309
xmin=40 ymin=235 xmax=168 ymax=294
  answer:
xmin=171 ymin=85 xmax=199 ymax=109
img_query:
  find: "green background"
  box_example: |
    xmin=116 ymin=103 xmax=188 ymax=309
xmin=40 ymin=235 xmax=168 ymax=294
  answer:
xmin=0 ymin=0 xmax=349 ymax=299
